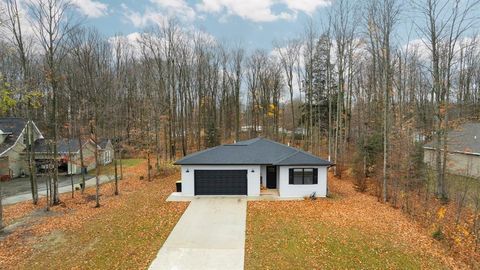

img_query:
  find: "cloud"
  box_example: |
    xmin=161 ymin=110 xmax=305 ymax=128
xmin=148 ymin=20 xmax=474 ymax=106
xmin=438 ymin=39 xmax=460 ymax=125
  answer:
xmin=196 ymin=0 xmax=293 ymax=22
xmin=121 ymin=0 xmax=196 ymax=28
xmin=283 ymin=0 xmax=331 ymax=14
xmin=151 ymin=0 xmax=195 ymax=21
xmin=71 ymin=0 xmax=108 ymax=18
xmin=121 ymin=5 xmax=167 ymax=28
xmin=0 ymin=0 xmax=36 ymax=39
xmin=196 ymin=0 xmax=331 ymax=22
xmin=109 ymin=32 xmax=144 ymax=58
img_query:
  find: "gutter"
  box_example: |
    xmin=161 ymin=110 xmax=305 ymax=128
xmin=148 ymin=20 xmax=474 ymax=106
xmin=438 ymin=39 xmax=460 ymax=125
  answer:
xmin=423 ymin=146 xmax=480 ymax=156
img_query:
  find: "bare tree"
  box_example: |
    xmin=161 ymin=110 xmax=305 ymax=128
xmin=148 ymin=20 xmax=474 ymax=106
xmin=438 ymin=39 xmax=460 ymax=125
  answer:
xmin=414 ymin=0 xmax=480 ymax=201
xmin=366 ymin=0 xmax=400 ymax=202
xmin=2 ymin=0 xmax=40 ymax=204
xmin=29 ymin=0 xmax=77 ymax=204
xmin=330 ymin=0 xmax=357 ymax=176
xmin=275 ymin=38 xmax=301 ymax=144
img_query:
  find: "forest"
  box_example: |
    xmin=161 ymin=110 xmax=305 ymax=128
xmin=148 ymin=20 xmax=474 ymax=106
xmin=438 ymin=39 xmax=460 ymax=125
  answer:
xmin=1 ymin=0 xmax=480 ymax=265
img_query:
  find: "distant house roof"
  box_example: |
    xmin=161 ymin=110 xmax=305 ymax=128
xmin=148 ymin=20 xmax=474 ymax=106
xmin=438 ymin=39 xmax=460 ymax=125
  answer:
xmin=34 ymin=138 xmax=95 ymax=154
xmin=424 ymin=122 xmax=480 ymax=155
xmin=97 ymin=139 xmax=111 ymax=149
xmin=0 ymin=118 xmax=27 ymax=156
xmin=175 ymin=137 xmax=332 ymax=166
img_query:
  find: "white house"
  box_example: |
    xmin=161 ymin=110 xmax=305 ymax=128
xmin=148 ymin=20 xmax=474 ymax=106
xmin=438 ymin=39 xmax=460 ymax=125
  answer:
xmin=175 ymin=138 xmax=331 ymax=198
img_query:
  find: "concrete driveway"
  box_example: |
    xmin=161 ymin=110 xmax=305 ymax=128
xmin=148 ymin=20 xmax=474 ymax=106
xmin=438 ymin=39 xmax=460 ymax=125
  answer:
xmin=149 ymin=197 xmax=247 ymax=270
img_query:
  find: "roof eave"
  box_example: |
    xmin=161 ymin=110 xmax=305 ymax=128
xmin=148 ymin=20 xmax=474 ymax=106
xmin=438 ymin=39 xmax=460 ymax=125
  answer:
xmin=175 ymin=162 xmax=274 ymax=166
xmin=274 ymin=163 xmax=332 ymax=166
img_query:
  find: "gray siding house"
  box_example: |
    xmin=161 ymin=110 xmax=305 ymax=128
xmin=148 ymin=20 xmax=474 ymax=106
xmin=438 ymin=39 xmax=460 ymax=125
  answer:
xmin=98 ymin=139 xmax=114 ymax=165
xmin=34 ymin=138 xmax=98 ymax=174
xmin=0 ymin=118 xmax=43 ymax=178
xmin=424 ymin=122 xmax=480 ymax=178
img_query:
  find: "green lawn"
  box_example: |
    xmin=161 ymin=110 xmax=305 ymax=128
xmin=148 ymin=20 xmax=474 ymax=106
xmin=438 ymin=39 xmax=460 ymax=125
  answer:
xmin=426 ymin=168 xmax=480 ymax=206
xmin=91 ymin=158 xmax=145 ymax=176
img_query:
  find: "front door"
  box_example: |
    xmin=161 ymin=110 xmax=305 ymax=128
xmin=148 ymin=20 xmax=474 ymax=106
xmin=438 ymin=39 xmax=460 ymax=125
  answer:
xmin=266 ymin=166 xmax=277 ymax=189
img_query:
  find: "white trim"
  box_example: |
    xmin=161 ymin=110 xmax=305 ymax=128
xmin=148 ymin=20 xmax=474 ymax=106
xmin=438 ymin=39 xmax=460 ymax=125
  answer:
xmin=30 ymin=121 xmax=44 ymax=139
xmin=0 ymin=120 xmax=44 ymax=157
xmin=0 ymin=126 xmax=26 ymax=157
xmin=424 ymin=146 xmax=480 ymax=156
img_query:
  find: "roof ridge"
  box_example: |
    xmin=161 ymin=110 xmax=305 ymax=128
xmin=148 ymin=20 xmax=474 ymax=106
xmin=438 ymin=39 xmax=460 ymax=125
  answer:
xmin=174 ymin=145 xmax=221 ymax=164
xmin=273 ymin=149 xmax=300 ymax=164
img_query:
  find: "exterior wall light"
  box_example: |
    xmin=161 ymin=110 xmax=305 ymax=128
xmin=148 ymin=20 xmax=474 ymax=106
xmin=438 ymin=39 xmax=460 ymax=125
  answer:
xmin=251 ymin=169 xmax=255 ymax=173
xmin=186 ymin=169 xmax=190 ymax=173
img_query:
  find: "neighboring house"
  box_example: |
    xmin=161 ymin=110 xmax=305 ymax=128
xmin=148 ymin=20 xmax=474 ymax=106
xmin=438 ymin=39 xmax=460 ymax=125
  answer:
xmin=34 ymin=138 xmax=98 ymax=175
xmin=98 ymin=139 xmax=114 ymax=165
xmin=175 ymin=137 xmax=332 ymax=198
xmin=0 ymin=118 xmax=43 ymax=178
xmin=424 ymin=122 xmax=480 ymax=178
xmin=240 ymin=125 xmax=263 ymax=132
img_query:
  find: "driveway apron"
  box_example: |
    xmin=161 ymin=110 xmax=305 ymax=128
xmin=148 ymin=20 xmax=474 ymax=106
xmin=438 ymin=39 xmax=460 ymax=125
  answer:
xmin=149 ymin=197 xmax=247 ymax=270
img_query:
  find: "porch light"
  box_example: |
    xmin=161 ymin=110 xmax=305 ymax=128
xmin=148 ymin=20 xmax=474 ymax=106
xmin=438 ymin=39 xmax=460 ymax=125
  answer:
xmin=186 ymin=169 xmax=190 ymax=173
xmin=251 ymin=169 xmax=255 ymax=173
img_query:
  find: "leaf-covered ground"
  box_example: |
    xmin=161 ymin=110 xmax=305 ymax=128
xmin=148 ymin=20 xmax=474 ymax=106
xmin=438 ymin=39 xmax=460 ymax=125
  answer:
xmin=0 ymin=161 xmax=187 ymax=270
xmin=245 ymin=173 xmax=465 ymax=270
xmin=2 ymin=164 xmax=469 ymax=269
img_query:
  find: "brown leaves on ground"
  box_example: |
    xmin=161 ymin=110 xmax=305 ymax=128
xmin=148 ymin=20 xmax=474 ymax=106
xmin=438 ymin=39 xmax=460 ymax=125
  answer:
xmin=0 ymin=161 xmax=187 ymax=269
xmin=246 ymin=172 xmax=467 ymax=270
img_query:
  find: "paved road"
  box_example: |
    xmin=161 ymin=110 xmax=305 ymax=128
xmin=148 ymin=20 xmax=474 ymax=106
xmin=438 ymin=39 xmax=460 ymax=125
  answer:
xmin=2 ymin=174 xmax=115 ymax=205
xmin=2 ymin=174 xmax=87 ymax=197
xmin=149 ymin=197 xmax=247 ymax=270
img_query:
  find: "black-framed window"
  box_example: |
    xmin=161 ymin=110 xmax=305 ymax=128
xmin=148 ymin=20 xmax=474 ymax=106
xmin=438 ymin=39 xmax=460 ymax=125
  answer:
xmin=289 ymin=168 xmax=318 ymax=185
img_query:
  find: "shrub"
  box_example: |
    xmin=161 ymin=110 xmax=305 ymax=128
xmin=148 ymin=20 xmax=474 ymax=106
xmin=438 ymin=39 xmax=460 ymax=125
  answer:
xmin=432 ymin=228 xmax=444 ymax=241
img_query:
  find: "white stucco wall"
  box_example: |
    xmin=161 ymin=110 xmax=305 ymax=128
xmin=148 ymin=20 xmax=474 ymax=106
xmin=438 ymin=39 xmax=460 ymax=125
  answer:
xmin=278 ymin=166 xmax=328 ymax=198
xmin=180 ymin=165 xmax=261 ymax=196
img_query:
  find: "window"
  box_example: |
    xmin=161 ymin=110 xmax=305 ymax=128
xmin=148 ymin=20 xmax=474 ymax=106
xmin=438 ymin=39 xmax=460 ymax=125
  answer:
xmin=289 ymin=168 xmax=318 ymax=185
xmin=303 ymin=169 xmax=314 ymax=184
xmin=293 ymin=169 xmax=303 ymax=184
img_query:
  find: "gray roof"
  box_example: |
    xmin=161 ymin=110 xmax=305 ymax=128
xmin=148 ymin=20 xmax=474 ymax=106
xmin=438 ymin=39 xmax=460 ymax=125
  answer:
xmin=98 ymin=139 xmax=111 ymax=149
xmin=0 ymin=118 xmax=27 ymax=155
xmin=424 ymin=122 xmax=480 ymax=155
xmin=175 ymin=138 xmax=331 ymax=166
xmin=34 ymin=138 xmax=92 ymax=154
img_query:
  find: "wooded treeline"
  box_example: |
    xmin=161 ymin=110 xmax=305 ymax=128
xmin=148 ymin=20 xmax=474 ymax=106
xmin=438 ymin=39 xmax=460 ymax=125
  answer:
xmin=1 ymin=0 xmax=480 ymax=263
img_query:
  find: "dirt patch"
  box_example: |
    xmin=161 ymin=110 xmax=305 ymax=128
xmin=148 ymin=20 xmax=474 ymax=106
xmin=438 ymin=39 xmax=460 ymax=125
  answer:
xmin=33 ymin=230 xmax=67 ymax=251
xmin=0 ymin=209 xmax=63 ymax=241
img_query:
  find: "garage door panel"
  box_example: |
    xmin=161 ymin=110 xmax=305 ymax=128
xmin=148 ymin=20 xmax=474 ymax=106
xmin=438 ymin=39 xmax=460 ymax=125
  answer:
xmin=194 ymin=170 xmax=247 ymax=195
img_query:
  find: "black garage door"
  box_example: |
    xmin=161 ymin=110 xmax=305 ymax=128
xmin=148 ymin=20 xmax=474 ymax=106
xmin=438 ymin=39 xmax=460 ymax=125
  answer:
xmin=194 ymin=170 xmax=248 ymax=195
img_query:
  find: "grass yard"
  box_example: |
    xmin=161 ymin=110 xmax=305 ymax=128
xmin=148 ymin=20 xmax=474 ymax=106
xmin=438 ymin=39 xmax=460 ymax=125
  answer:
xmin=0 ymin=161 xmax=187 ymax=270
xmin=426 ymin=168 xmax=480 ymax=207
xmin=245 ymin=174 xmax=463 ymax=270
xmin=91 ymin=158 xmax=145 ymax=176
